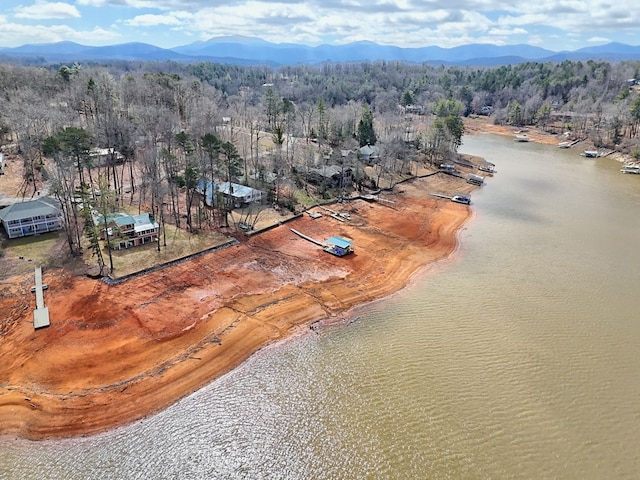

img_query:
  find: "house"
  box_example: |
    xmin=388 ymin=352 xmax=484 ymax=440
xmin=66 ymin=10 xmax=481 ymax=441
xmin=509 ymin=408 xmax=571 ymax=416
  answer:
xmin=0 ymin=197 xmax=63 ymax=239
xmin=94 ymin=212 xmax=159 ymax=250
xmin=358 ymin=144 xmax=379 ymax=164
xmin=89 ymin=148 xmax=124 ymax=167
xmin=308 ymin=165 xmax=353 ymax=188
xmin=196 ymin=179 xmax=263 ymax=208
xmin=405 ymin=104 xmax=425 ymax=115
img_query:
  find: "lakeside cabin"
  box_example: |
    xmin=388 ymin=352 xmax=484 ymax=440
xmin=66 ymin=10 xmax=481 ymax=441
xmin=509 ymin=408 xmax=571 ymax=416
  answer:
xmin=93 ymin=211 xmax=159 ymax=249
xmin=196 ymin=179 xmax=262 ymax=208
xmin=324 ymin=236 xmax=354 ymax=257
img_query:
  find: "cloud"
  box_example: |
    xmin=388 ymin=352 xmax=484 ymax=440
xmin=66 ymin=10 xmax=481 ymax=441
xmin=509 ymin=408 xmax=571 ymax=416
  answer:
xmin=4 ymin=0 xmax=640 ymax=50
xmin=124 ymin=14 xmax=183 ymax=27
xmin=13 ymin=1 xmax=80 ymax=20
xmin=587 ymin=36 xmax=611 ymax=44
xmin=0 ymin=21 xmax=120 ymax=46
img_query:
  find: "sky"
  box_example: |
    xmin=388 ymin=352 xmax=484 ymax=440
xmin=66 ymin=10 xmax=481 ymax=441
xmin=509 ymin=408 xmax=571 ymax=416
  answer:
xmin=1 ymin=0 xmax=640 ymax=51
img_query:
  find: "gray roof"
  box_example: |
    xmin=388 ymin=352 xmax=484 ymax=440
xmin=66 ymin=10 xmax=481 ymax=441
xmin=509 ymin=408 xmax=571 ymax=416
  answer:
xmin=93 ymin=211 xmax=158 ymax=231
xmin=217 ymin=181 xmax=259 ymax=198
xmin=0 ymin=197 xmax=61 ymax=223
xmin=359 ymin=145 xmax=379 ymax=156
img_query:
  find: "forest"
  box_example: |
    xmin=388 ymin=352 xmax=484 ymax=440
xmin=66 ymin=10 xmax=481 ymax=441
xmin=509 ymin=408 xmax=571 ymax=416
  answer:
xmin=2 ymin=57 xmax=640 ymax=272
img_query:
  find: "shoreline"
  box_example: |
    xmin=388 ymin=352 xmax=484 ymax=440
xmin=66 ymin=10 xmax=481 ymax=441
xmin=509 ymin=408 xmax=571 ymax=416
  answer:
xmin=0 ymin=174 xmax=474 ymax=440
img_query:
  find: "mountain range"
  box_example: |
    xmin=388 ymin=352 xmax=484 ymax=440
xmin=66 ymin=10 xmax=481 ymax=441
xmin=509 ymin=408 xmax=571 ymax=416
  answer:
xmin=1 ymin=36 xmax=640 ymax=66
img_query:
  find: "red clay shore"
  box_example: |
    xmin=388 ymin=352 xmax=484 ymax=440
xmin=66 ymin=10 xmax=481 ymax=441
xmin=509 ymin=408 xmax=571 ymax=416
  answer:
xmin=0 ymin=173 xmax=475 ymax=440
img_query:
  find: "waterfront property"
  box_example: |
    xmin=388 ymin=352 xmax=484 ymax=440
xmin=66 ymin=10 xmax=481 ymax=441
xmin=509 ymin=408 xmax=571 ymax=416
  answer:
xmin=308 ymin=165 xmax=353 ymax=188
xmin=358 ymin=144 xmax=379 ymax=164
xmin=196 ymin=179 xmax=263 ymax=208
xmin=0 ymin=197 xmax=63 ymax=239
xmin=94 ymin=211 xmax=159 ymax=249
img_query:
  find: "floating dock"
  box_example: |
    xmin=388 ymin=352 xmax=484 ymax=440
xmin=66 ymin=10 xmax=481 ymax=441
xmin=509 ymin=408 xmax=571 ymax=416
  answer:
xmin=32 ymin=266 xmax=50 ymax=329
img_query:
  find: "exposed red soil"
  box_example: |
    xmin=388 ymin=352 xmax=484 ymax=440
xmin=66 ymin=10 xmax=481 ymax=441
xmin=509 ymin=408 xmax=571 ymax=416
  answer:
xmin=0 ymin=172 xmax=473 ymax=440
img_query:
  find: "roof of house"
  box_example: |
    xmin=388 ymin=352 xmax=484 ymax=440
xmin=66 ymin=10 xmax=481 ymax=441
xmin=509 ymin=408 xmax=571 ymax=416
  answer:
xmin=0 ymin=197 xmax=61 ymax=223
xmin=326 ymin=236 xmax=353 ymax=249
xmin=94 ymin=211 xmax=158 ymax=231
xmin=310 ymin=165 xmax=351 ymax=178
xmin=197 ymin=179 xmax=261 ymax=199
xmin=217 ymin=181 xmax=259 ymax=198
xmin=359 ymin=145 xmax=379 ymax=156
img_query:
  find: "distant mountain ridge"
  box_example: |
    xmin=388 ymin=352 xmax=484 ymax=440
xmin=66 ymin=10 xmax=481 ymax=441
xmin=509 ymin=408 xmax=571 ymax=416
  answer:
xmin=1 ymin=37 xmax=640 ymax=66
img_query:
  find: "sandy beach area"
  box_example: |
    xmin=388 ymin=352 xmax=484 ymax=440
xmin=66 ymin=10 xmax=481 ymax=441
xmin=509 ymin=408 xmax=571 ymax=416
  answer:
xmin=0 ymin=171 xmax=476 ymax=440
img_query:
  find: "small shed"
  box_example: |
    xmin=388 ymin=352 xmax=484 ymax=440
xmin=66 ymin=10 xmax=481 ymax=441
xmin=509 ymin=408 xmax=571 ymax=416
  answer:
xmin=324 ymin=236 xmax=354 ymax=257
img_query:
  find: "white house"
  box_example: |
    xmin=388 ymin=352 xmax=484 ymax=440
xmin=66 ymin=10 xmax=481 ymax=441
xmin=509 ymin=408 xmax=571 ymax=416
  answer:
xmin=0 ymin=197 xmax=63 ymax=239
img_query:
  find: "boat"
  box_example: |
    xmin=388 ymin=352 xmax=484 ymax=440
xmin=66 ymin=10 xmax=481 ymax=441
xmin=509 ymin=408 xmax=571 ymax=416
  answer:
xmin=580 ymin=150 xmax=600 ymax=158
xmin=557 ymin=141 xmax=572 ymax=148
xmin=466 ymin=173 xmax=484 ymax=186
xmin=514 ymin=134 xmax=530 ymax=142
xmin=621 ymin=163 xmax=640 ymax=174
xmin=451 ymin=193 xmax=471 ymax=205
xmin=478 ymin=161 xmax=495 ymax=173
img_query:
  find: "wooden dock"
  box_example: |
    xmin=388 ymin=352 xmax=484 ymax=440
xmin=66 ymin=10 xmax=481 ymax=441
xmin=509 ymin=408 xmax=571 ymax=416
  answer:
xmin=430 ymin=193 xmax=453 ymax=200
xmin=33 ymin=266 xmax=50 ymax=329
xmin=290 ymin=228 xmax=326 ymax=247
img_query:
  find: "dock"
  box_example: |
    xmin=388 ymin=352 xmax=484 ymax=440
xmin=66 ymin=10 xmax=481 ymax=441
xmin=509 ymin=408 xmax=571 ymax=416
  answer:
xmin=430 ymin=193 xmax=453 ymax=200
xmin=290 ymin=228 xmax=326 ymax=247
xmin=32 ymin=266 xmax=50 ymax=329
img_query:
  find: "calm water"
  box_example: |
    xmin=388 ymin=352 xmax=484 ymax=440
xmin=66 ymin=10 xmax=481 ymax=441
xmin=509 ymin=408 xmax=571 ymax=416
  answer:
xmin=2 ymin=134 xmax=640 ymax=479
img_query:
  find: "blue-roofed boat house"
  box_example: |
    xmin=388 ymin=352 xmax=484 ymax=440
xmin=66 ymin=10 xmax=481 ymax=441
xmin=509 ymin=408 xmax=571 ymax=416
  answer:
xmin=324 ymin=236 xmax=354 ymax=257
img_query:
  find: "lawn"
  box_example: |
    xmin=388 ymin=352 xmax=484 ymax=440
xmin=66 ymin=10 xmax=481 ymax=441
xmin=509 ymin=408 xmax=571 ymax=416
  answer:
xmin=95 ymin=224 xmax=233 ymax=278
xmin=0 ymin=231 xmax=71 ymax=278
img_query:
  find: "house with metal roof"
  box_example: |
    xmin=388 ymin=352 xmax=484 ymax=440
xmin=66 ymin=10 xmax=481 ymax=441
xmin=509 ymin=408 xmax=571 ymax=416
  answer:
xmin=93 ymin=211 xmax=159 ymax=249
xmin=0 ymin=197 xmax=63 ymax=239
xmin=196 ymin=179 xmax=262 ymax=208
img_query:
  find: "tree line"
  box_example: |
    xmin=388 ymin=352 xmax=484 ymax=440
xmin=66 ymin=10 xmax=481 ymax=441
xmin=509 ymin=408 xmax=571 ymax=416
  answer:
xmin=1 ymin=57 xmax=640 ymax=271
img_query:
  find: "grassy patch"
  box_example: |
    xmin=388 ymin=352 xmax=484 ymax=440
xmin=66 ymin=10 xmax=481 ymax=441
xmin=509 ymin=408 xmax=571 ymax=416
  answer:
xmin=94 ymin=224 xmax=232 ymax=278
xmin=0 ymin=230 xmax=70 ymax=278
